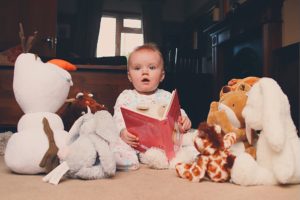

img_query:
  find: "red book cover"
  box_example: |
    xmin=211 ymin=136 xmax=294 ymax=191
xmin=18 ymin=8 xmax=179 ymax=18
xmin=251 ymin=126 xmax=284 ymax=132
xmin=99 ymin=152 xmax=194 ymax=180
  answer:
xmin=120 ymin=89 xmax=182 ymax=160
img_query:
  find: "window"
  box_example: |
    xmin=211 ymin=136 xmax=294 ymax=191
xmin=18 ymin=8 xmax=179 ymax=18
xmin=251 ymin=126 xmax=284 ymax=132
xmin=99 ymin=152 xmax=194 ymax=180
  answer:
xmin=97 ymin=13 xmax=144 ymax=57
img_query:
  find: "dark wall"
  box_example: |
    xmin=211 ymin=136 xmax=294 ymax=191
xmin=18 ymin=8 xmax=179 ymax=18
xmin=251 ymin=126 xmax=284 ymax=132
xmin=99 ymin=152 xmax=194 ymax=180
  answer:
xmin=272 ymin=43 xmax=299 ymax=134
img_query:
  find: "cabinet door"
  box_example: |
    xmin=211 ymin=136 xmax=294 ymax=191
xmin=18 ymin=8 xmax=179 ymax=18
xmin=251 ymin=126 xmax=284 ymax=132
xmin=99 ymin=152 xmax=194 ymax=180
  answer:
xmin=0 ymin=0 xmax=57 ymax=57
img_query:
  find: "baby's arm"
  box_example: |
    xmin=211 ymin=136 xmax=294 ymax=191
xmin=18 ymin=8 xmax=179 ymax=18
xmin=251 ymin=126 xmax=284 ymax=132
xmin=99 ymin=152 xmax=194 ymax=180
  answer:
xmin=120 ymin=129 xmax=139 ymax=148
xmin=178 ymin=115 xmax=192 ymax=133
xmin=178 ymin=109 xmax=192 ymax=133
xmin=159 ymin=89 xmax=192 ymax=133
xmin=113 ymin=91 xmax=129 ymax=135
xmin=113 ymin=90 xmax=139 ymax=147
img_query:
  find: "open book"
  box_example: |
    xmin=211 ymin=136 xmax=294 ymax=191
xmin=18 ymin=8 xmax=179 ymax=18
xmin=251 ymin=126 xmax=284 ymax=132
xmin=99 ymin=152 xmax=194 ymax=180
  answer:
xmin=120 ymin=89 xmax=182 ymax=160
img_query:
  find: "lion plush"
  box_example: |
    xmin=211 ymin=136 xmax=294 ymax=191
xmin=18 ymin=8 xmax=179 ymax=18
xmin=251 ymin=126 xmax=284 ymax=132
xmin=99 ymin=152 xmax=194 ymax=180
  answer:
xmin=219 ymin=76 xmax=260 ymax=98
xmin=208 ymin=87 xmax=248 ymax=139
xmin=207 ymin=77 xmax=259 ymax=157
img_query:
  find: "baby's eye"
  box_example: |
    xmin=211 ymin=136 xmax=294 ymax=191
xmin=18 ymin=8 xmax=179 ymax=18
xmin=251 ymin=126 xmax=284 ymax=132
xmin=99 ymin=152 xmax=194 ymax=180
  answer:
xmin=133 ymin=66 xmax=141 ymax=70
xmin=149 ymin=65 xmax=157 ymax=70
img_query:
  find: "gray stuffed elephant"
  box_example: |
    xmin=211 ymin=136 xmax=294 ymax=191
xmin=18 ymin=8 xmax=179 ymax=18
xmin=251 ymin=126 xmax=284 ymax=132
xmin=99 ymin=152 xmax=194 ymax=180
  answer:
xmin=43 ymin=109 xmax=117 ymax=184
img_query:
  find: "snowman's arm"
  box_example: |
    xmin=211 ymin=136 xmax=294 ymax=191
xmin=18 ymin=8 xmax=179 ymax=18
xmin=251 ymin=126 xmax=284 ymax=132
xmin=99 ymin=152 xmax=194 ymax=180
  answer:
xmin=39 ymin=117 xmax=60 ymax=173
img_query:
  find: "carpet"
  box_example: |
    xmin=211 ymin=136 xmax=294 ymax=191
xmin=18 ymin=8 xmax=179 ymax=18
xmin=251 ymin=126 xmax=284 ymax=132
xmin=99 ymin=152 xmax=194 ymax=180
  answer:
xmin=0 ymin=156 xmax=299 ymax=200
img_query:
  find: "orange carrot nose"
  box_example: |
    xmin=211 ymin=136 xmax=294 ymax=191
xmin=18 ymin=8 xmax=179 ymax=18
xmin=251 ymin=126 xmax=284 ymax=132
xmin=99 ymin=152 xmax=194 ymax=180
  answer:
xmin=48 ymin=59 xmax=77 ymax=71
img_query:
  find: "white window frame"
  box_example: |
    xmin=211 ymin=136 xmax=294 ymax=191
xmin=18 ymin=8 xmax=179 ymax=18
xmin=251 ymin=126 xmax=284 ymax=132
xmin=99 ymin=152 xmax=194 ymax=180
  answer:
xmin=101 ymin=12 xmax=143 ymax=56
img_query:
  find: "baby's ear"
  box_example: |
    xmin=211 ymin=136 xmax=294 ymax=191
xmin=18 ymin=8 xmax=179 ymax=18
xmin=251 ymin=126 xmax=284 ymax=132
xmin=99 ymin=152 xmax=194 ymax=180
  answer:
xmin=160 ymin=70 xmax=165 ymax=82
xmin=127 ymin=72 xmax=132 ymax=82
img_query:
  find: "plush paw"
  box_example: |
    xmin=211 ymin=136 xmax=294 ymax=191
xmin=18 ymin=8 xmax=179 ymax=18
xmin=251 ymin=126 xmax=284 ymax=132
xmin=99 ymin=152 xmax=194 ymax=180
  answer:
xmin=169 ymin=146 xmax=198 ymax=169
xmin=231 ymin=153 xmax=277 ymax=186
xmin=112 ymin=138 xmax=139 ymax=171
xmin=175 ymin=162 xmax=205 ymax=182
xmin=272 ymin=153 xmax=294 ymax=184
xmin=114 ymin=152 xmax=139 ymax=171
xmin=138 ymin=152 xmax=148 ymax=165
xmin=181 ymin=129 xmax=198 ymax=146
xmin=142 ymin=148 xmax=169 ymax=169
xmin=231 ymin=153 xmax=256 ymax=185
xmin=175 ymin=163 xmax=194 ymax=181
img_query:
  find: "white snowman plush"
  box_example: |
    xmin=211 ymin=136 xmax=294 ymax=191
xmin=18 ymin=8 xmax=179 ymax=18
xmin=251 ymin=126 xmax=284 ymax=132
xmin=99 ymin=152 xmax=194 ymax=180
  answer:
xmin=4 ymin=53 xmax=76 ymax=174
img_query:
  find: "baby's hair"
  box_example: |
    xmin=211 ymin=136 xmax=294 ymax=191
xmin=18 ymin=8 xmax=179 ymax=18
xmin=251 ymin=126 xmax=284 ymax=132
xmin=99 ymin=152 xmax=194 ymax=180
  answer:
xmin=128 ymin=43 xmax=164 ymax=67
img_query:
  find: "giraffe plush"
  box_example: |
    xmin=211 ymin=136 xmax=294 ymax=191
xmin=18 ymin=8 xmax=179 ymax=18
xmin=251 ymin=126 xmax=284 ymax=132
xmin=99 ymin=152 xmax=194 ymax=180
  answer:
xmin=175 ymin=122 xmax=236 ymax=182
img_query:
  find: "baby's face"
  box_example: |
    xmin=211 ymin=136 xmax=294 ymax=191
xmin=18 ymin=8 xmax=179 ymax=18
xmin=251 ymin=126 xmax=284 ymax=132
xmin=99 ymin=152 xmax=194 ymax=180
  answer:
xmin=128 ymin=49 xmax=164 ymax=95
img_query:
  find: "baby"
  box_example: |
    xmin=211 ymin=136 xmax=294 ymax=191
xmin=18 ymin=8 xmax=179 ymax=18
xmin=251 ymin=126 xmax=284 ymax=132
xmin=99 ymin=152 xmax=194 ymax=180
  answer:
xmin=113 ymin=43 xmax=192 ymax=168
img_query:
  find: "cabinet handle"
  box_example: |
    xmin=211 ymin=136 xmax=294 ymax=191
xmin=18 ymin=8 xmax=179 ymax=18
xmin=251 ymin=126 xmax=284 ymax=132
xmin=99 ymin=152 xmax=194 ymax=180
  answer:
xmin=44 ymin=36 xmax=57 ymax=49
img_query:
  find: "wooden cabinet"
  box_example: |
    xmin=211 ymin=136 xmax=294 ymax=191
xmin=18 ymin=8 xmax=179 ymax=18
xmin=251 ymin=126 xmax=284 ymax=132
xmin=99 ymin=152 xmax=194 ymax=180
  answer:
xmin=0 ymin=0 xmax=57 ymax=57
xmin=0 ymin=65 xmax=132 ymax=132
xmin=205 ymin=0 xmax=284 ymax=98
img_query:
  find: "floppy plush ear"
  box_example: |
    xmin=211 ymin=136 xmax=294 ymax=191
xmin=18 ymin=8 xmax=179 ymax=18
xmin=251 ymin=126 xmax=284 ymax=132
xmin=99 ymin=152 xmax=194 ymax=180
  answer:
xmin=243 ymin=82 xmax=262 ymax=144
xmin=67 ymin=114 xmax=85 ymax=145
xmin=245 ymin=123 xmax=252 ymax=145
xmin=94 ymin=110 xmax=118 ymax=143
xmin=259 ymin=78 xmax=286 ymax=152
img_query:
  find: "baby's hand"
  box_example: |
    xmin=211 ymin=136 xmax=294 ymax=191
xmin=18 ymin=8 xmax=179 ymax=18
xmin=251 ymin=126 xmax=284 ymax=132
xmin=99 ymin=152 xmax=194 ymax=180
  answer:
xmin=120 ymin=129 xmax=139 ymax=148
xmin=178 ymin=116 xmax=192 ymax=133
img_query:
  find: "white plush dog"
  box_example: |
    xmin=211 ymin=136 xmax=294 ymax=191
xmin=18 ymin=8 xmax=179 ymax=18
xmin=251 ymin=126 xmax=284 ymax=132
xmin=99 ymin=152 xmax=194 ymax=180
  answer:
xmin=231 ymin=77 xmax=300 ymax=185
xmin=43 ymin=110 xmax=117 ymax=184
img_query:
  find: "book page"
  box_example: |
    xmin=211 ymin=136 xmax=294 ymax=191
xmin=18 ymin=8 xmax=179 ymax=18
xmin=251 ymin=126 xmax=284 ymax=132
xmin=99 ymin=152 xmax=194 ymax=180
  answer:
xmin=163 ymin=89 xmax=180 ymax=119
xmin=134 ymin=101 xmax=167 ymax=120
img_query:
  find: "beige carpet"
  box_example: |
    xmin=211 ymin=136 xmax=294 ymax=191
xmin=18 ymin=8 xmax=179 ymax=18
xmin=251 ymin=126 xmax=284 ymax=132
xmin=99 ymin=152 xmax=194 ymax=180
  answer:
xmin=0 ymin=156 xmax=299 ymax=200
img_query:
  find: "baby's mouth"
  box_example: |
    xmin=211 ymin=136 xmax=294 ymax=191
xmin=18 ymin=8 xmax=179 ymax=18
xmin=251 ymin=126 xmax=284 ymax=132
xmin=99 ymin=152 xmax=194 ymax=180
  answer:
xmin=141 ymin=78 xmax=150 ymax=83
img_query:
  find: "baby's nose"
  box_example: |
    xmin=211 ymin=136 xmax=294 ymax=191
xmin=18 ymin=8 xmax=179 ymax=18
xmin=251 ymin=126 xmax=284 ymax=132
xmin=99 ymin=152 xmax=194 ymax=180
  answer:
xmin=142 ymin=67 xmax=149 ymax=74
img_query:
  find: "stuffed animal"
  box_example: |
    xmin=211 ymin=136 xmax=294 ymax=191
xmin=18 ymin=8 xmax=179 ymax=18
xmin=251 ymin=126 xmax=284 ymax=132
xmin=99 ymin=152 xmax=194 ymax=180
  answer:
xmin=219 ymin=76 xmax=260 ymax=97
xmin=4 ymin=52 xmax=76 ymax=174
xmin=43 ymin=110 xmax=117 ymax=184
xmin=58 ymin=91 xmax=139 ymax=171
xmin=208 ymin=88 xmax=247 ymax=140
xmin=207 ymin=78 xmax=259 ymax=157
xmin=58 ymin=91 xmax=107 ymax=131
xmin=0 ymin=23 xmax=36 ymax=66
xmin=176 ymin=122 xmax=236 ymax=182
xmin=231 ymin=77 xmax=300 ymax=186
